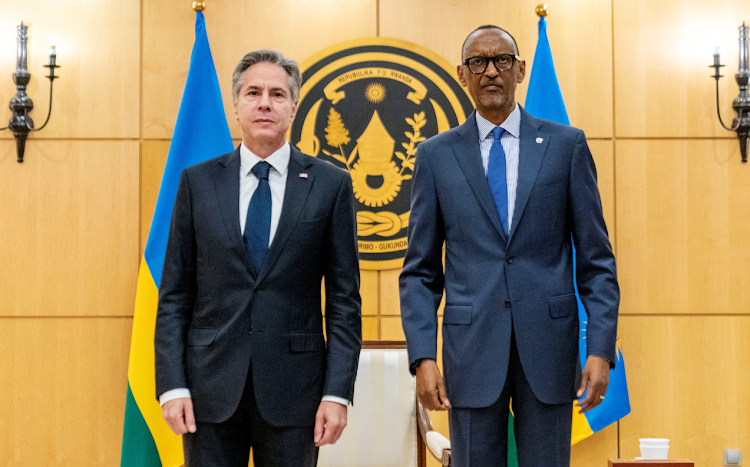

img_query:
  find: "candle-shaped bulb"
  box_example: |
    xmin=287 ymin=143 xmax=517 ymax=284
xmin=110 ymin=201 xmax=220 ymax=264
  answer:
xmin=16 ymin=22 xmax=28 ymax=73
xmin=713 ymin=42 xmax=722 ymax=67
xmin=739 ymin=23 xmax=749 ymax=76
xmin=48 ymin=33 xmax=58 ymax=55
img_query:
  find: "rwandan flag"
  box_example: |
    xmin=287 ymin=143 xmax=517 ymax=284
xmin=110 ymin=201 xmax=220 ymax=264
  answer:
xmin=524 ymin=15 xmax=631 ymax=444
xmin=120 ymin=11 xmax=234 ymax=466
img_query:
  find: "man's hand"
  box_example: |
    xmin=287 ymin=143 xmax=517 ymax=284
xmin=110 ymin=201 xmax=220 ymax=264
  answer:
xmin=575 ymin=355 xmax=610 ymax=414
xmin=161 ymin=397 xmax=196 ymax=435
xmin=416 ymin=359 xmax=451 ymax=411
xmin=314 ymin=401 xmax=347 ymax=447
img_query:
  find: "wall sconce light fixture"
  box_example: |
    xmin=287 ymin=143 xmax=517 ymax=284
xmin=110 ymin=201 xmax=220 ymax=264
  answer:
xmin=0 ymin=22 xmax=60 ymax=163
xmin=711 ymin=22 xmax=750 ymax=163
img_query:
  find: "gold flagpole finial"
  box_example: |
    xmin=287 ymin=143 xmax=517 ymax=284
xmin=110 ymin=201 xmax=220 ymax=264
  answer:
xmin=535 ymin=4 xmax=549 ymax=17
xmin=192 ymin=1 xmax=205 ymax=11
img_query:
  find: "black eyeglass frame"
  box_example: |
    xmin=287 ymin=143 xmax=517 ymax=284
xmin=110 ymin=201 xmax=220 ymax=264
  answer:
xmin=463 ymin=54 xmax=521 ymax=74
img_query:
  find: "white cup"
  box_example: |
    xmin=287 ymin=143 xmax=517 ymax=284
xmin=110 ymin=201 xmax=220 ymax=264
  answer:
xmin=639 ymin=438 xmax=670 ymax=447
xmin=639 ymin=444 xmax=669 ymax=460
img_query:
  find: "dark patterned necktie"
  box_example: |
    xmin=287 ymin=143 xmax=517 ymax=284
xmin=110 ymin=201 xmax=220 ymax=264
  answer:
xmin=244 ymin=161 xmax=271 ymax=274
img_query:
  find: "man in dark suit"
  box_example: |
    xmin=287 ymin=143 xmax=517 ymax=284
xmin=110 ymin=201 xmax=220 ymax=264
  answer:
xmin=154 ymin=49 xmax=362 ymax=467
xmin=399 ymin=26 xmax=619 ymax=467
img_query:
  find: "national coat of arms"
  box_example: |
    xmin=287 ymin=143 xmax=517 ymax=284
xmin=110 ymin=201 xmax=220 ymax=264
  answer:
xmin=291 ymin=38 xmax=474 ymax=269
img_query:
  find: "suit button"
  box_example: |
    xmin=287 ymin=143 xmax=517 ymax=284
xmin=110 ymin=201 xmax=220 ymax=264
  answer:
xmin=505 ymin=300 xmax=511 ymax=308
xmin=506 ymin=256 xmax=513 ymax=264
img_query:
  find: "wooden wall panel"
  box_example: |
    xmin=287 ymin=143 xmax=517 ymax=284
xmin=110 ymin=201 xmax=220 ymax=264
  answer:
xmin=361 ymin=270 xmax=379 ymax=316
xmin=362 ymin=315 xmax=378 ymax=340
xmin=572 ymin=423 xmax=619 ymax=466
xmin=379 ymin=0 xmax=613 ymax=137
xmin=0 ymin=0 xmax=139 ymax=139
xmin=140 ymin=140 xmax=169 ymax=257
xmin=0 ymin=317 xmax=132 ymax=466
xmin=613 ymin=0 xmax=750 ymax=137
xmin=616 ymin=139 xmax=750 ymax=315
xmin=0 ymin=140 xmax=139 ymax=317
xmin=379 ymin=268 xmax=401 ymax=315
xmin=380 ymin=315 xmax=406 ymax=341
xmin=619 ymin=316 xmax=750 ymax=466
xmin=142 ymin=0 xmax=377 ymax=139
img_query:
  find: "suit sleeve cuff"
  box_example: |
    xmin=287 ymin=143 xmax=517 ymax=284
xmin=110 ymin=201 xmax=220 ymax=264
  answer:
xmin=159 ymin=388 xmax=192 ymax=406
xmin=322 ymin=395 xmax=349 ymax=406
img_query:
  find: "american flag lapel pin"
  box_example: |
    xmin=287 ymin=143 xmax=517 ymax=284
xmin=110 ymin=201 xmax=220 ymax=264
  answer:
xmin=299 ymin=173 xmax=308 ymax=178
xmin=536 ymin=137 xmax=544 ymax=144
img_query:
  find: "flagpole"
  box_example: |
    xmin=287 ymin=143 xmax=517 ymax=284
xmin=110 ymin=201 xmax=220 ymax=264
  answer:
xmin=192 ymin=1 xmax=205 ymax=11
xmin=535 ymin=4 xmax=549 ymax=17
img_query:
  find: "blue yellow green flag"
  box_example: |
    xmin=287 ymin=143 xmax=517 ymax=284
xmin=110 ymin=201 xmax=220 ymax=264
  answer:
xmin=524 ymin=15 xmax=631 ymax=444
xmin=120 ymin=11 xmax=234 ymax=466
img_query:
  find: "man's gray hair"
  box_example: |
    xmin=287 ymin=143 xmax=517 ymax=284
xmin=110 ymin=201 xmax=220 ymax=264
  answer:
xmin=231 ymin=49 xmax=302 ymax=103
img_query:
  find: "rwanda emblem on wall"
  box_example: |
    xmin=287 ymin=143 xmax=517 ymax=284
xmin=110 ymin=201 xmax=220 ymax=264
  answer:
xmin=291 ymin=38 xmax=474 ymax=269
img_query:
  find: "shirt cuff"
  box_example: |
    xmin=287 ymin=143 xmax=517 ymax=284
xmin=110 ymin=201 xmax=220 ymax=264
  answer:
xmin=159 ymin=388 xmax=192 ymax=406
xmin=322 ymin=395 xmax=349 ymax=406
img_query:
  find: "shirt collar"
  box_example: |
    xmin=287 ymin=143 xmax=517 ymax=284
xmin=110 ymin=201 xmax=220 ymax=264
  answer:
xmin=476 ymin=102 xmax=521 ymax=142
xmin=240 ymin=141 xmax=290 ymax=177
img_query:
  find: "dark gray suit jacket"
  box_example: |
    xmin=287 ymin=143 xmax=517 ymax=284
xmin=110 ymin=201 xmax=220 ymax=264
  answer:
xmin=400 ymin=108 xmax=619 ymax=407
xmin=155 ymin=145 xmax=362 ymax=427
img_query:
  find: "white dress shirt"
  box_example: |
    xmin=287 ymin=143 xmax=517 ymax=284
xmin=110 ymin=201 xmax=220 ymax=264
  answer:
xmin=160 ymin=142 xmax=348 ymax=407
xmin=476 ymin=103 xmax=521 ymax=233
xmin=239 ymin=142 xmax=289 ymax=240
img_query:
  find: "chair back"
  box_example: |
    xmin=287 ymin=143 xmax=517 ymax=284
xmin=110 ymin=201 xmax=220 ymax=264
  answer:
xmin=317 ymin=341 xmax=418 ymax=467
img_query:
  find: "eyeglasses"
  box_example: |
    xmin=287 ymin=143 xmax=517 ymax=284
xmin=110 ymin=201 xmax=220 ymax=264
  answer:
xmin=463 ymin=54 xmax=520 ymax=74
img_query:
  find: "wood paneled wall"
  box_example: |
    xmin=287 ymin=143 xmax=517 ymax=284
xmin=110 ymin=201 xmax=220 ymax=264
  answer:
xmin=0 ymin=0 xmax=748 ymax=465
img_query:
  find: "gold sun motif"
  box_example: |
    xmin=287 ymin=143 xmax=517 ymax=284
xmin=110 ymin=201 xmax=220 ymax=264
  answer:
xmin=365 ymin=83 xmax=386 ymax=103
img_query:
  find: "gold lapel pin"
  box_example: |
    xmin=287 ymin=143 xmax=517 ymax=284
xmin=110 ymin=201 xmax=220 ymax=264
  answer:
xmin=536 ymin=137 xmax=544 ymax=144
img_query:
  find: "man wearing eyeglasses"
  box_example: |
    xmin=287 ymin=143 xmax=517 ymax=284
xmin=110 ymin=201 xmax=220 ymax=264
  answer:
xmin=400 ymin=25 xmax=619 ymax=467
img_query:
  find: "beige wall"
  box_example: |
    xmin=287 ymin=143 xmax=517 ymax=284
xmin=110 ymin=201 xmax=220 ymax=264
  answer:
xmin=1 ymin=0 xmax=748 ymax=465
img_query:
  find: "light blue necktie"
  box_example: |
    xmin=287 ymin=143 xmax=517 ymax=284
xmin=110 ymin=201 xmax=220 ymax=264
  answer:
xmin=244 ymin=161 xmax=271 ymax=274
xmin=487 ymin=126 xmax=509 ymax=234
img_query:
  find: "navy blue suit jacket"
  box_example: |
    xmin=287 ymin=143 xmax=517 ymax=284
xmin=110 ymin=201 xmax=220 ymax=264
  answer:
xmin=155 ymin=145 xmax=362 ymax=427
xmin=400 ymin=108 xmax=619 ymax=407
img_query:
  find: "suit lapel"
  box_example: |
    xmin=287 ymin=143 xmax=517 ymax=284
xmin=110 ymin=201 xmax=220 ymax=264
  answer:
xmin=255 ymin=146 xmax=314 ymax=284
xmin=451 ymin=112 xmax=508 ymax=242
xmin=213 ymin=147 xmax=257 ymax=276
xmin=509 ymin=108 xmax=550 ymax=242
